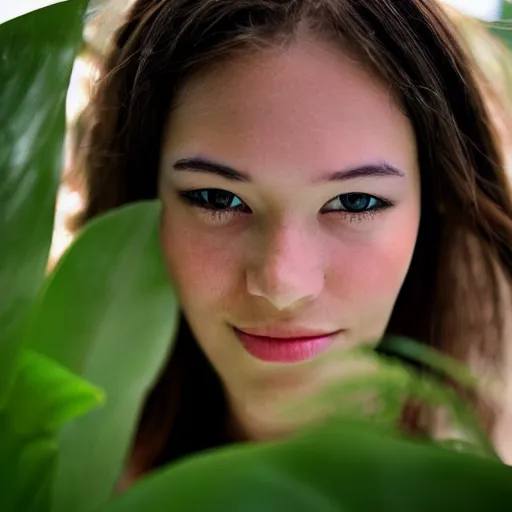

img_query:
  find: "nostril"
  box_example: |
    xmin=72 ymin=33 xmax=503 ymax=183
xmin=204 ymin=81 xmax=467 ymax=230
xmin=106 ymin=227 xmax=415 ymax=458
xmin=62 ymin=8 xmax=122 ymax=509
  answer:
xmin=245 ymin=264 xmax=325 ymax=311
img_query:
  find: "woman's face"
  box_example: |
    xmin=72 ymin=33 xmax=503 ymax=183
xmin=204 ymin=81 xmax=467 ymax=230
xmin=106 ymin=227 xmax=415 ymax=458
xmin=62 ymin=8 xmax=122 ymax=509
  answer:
xmin=159 ymin=36 xmax=421 ymax=439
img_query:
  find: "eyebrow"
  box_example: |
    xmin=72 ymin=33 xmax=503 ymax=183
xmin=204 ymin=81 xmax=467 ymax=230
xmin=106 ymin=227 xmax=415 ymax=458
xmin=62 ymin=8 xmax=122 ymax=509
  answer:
xmin=172 ymin=157 xmax=405 ymax=183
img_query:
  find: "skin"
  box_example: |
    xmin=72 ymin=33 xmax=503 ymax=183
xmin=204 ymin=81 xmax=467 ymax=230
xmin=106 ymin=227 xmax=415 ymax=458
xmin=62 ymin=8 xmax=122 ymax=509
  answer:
xmin=158 ymin=34 xmax=421 ymax=440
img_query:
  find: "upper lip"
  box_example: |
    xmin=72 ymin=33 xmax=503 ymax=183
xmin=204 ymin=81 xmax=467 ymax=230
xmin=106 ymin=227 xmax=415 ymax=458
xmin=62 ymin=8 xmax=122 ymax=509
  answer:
xmin=234 ymin=326 xmax=342 ymax=340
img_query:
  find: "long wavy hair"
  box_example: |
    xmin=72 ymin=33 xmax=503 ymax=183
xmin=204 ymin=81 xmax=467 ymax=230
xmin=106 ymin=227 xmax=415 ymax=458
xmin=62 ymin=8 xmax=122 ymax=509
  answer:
xmin=79 ymin=0 xmax=512 ymax=480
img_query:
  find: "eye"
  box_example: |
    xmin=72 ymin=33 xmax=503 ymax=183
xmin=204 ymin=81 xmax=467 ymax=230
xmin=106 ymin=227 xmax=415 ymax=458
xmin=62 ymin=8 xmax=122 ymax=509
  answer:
xmin=321 ymin=193 xmax=390 ymax=214
xmin=177 ymin=188 xmax=251 ymax=225
xmin=179 ymin=188 xmax=250 ymax=212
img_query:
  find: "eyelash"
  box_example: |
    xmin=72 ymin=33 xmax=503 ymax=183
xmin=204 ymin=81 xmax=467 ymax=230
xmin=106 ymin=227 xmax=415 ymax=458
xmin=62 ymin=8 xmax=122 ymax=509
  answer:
xmin=178 ymin=188 xmax=393 ymax=224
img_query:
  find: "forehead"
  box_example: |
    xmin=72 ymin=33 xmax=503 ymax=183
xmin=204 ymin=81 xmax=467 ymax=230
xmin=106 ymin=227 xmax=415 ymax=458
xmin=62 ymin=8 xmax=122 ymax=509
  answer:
xmin=162 ymin=36 xmax=417 ymax=180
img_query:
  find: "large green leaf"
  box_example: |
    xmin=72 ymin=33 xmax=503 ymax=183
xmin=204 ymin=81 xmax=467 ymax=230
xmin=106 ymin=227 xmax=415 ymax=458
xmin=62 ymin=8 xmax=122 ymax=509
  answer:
xmin=102 ymin=419 xmax=512 ymax=512
xmin=0 ymin=0 xmax=88 ymax=407
xmin=0 ymin=415 xmax=28 ymax=511
xmin=10 ymin=438 xmax=58 ymax=512
xmin=26 ymin=201 xmax=179 ymax=512
xmin=4 ymin=349 xmax=104 ymax=439
xmin=0 ymin=418 xmax=57 ymax=512
xmin=0 ymin=1 xmax=70 ymax=25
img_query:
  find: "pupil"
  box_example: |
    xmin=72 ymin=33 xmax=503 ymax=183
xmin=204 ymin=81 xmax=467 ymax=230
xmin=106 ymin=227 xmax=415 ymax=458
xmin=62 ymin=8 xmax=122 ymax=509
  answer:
xmin=345 ymin=193 xmax=369 ymax=211
xmin=212 ymin=190 xmax=232 ymax=208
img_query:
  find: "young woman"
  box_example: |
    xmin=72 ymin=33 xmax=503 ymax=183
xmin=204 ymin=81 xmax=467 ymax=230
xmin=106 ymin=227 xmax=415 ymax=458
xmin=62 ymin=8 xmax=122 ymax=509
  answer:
xmin=80 ymin=0 xmax=512 ymax=484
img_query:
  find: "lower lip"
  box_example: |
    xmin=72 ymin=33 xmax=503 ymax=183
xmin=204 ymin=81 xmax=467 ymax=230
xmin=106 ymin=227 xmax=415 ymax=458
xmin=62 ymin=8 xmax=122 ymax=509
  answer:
xmin=234 ymin=328 xmax=337 ymax=363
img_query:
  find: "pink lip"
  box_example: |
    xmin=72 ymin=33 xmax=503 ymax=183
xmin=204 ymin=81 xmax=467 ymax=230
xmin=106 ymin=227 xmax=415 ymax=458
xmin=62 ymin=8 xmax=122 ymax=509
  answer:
xmin=234 ymin=327 xmax=339 ymax=363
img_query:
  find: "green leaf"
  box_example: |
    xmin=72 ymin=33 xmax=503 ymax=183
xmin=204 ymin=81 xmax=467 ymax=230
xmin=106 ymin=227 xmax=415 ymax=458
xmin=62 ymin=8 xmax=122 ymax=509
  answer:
xmin=0 ymin=347 xmax=100 ymax=511
xmin=26 ymin=201 xmax=179 ymax=512
xmin=0 ymin=1 xmax=70 ymax=25
xmin=278 ymin=345 xmax=411 ymax=431
xmin=0 ymin=0 xmax=88 ymax=407
xmin=0 ymin=415 xmax=25 ymax=511
xmin=488 ymin=1 xmax=512 ymax=48
xmin=0 ymin=416 xmax=57 ymax=512
xmin=279 ymin=341 xmax=498 ymax=461
xmin=4 ymin=349 xmax=104 ymax=439
xmin=503 ymin=1 xmax=512 ymax=20
xmin=102 ymin=420 xmax=512 ymax=512
xmin=378 ymin=336 xmax=479 ymax=389
xmin=377 ymin=337 xmax=498 ymax=458
xmin=13 ymin=438 xmax=59 ymax=512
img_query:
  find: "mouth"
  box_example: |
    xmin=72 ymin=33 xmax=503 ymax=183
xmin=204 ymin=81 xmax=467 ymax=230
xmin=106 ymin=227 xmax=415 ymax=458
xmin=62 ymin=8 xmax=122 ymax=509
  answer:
xmin=233 ymin=327 xmax=342 ymax=363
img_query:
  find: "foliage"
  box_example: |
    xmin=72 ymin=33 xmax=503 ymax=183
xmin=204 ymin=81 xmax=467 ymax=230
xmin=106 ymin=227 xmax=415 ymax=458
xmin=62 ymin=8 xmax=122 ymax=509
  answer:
xmin=488 ymin=2 xmax=512 ymax=48
xmin=1 ymin=2 xmax=512 ymax=512
xmin=0 ymin=0 xmax=87 ymax=407
xmin=100 ymin=419 xmax=512 ymax=512
xmin=0 ymin=2 xmax=177 ymax=511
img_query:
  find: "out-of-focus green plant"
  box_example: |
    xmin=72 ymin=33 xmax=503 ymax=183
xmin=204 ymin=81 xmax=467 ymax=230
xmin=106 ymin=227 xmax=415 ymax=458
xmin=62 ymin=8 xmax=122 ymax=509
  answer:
xmin=490 ymin=1 xmax=512 ymax=48
xmin=0 ymin=2 xmax=179 ymax=512
xmin=27 ymin=201 xmax=179 ymax=512
xmin=1 ymin=2 xmax=512 ymax=512
xmin=0 ymin=0 xmax=86 ymax=407
xmin=100 ymin=419 xmax=512 ymax=512
xmin=0 ymin=2 xmax=96 ymax=510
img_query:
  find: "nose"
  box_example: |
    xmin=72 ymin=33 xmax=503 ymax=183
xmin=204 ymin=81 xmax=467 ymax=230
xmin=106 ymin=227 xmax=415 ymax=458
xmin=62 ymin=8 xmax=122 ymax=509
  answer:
xmin=246 ymin=221 xmax=325 ymax=311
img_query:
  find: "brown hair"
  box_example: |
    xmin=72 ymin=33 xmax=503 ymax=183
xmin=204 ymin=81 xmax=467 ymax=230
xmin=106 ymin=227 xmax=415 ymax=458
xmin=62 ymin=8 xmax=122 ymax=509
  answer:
xmin=79 ymin=0 xmax=512 ymax=481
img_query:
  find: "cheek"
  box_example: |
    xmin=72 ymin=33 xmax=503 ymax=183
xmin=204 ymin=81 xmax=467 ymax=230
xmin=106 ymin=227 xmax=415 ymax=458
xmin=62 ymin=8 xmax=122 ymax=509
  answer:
xmin=328 ymin=210 xmax=420 ymax=332
xmin=363 ymin=218 xmax=418 ymax=290
xmin=159 ymin=208 xmax=242 ymax=311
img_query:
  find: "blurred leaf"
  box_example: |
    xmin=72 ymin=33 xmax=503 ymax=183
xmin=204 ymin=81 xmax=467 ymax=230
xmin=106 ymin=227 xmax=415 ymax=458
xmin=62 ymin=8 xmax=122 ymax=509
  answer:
xmin=378 ymin=336 xmax=479 ymax=389
xmin=0 ymin=347 xmax=100 ymax=512
xmin=503 ymin=2 xmax=512 ymax=20
xmin=0 ymin=0 xmax=88 ymax=407
xmin=26 ymin=201 xmax=179 ymax=512
xmin=280 ymin=340 xmax=497 ymax=461
xmin=279 ymin=345 xmax=411 ymax=432
xmin=0 ymin=1 xmax=70 ymax=25
xmin=378 ymin=337 xmax=498 ymax=459
xmin=489 ymin=23 xmax=512 ymax=49
xmin=0 ymin=415 xmax=25 ymax=511
xmin=0 ymin=416 xmax=57 ymax=512
xmin=4 ymin=349 xmax=104 ymax=438
xmin=488 ymin=1 xmax=512 ymax=49
xmin=13 ymin=438 xmax=58 ymax=512
xmin=102 ymin=419 xmax=512 ymax=512
xmin=405 ymin=371 xmax=497 ymax=459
